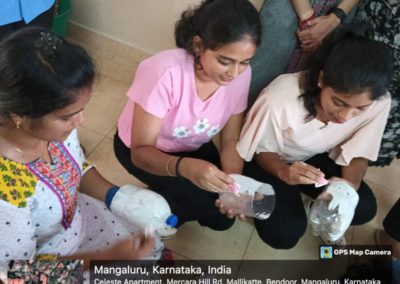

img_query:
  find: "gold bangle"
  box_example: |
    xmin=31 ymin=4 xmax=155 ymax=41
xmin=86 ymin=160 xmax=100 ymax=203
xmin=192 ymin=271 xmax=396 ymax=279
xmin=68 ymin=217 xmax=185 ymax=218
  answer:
xmin=36 ymin=254 xmax=58 ymax=261
xmin=165 ymin=157 xmax=174 ymax=176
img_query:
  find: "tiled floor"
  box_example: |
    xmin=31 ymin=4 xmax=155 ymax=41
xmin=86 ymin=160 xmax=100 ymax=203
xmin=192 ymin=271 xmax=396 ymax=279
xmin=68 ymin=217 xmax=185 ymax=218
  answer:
xmin=68 ymin=24 xmax=399 ymax=261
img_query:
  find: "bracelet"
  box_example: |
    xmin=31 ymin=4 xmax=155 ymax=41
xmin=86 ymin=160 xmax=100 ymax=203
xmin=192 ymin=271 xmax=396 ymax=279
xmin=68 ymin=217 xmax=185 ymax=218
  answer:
xmin=36 ymin=254 xmax=58 ymax=261
xmin=330 ymin=7 xmax=346 ymax=23
xmin=165 ymin=157 xmax=174 ymax=176
xmin=105 ymin=185 xmax=120 ymax=210
xmin=175 ymin=157 xmax=185 ymax=178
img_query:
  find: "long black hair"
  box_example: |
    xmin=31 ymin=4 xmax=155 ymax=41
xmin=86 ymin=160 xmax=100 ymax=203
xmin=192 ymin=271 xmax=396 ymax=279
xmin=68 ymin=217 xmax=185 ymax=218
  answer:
xmin=175 ymin=0 xmax=261 ymax=55
xmin=0 ymin=27 xmax=95 ymax=121
xmin=301 ymin=26 xmax=393 ymax=118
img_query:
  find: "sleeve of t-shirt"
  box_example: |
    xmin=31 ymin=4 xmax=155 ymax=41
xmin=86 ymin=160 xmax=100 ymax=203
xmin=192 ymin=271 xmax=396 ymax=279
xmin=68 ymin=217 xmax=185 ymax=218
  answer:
xmin=237 ymin=90 xmax=284 ymax=161
xmin=229 ymin=66 xmax=251 ymax=114
xmin=126 ymin=58 xmax=175 ymax=119
xmin=329 ymin=94 xmax=392 ymax=166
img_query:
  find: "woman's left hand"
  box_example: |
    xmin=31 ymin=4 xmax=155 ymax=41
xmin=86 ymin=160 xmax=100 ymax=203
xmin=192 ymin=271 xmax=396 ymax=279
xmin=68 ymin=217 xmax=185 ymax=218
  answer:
xmin=215 ymin=199 xmax=247 ymax=221
xmin=297 ymin=14 xmax=340 ymax=52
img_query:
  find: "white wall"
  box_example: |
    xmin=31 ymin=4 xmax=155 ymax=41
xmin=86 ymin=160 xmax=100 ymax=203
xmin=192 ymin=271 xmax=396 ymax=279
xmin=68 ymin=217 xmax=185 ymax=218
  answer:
xmin=70 ymin=0 xmax=263 ymax=54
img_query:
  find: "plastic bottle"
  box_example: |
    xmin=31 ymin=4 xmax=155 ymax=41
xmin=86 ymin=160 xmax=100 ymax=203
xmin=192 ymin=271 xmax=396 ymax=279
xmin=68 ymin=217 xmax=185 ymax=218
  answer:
xmin=309 ymin=199 xmax=343 ymax=241
xmin=110 ymin=185 xmax=178 ymax=237
xmin=219 ymin=174 xmax=276 ymax=220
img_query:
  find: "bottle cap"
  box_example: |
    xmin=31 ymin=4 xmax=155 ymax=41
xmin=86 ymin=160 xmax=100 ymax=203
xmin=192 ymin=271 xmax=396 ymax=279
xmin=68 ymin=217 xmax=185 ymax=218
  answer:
xmin=166 ymin=214 xmax=178 ymax=227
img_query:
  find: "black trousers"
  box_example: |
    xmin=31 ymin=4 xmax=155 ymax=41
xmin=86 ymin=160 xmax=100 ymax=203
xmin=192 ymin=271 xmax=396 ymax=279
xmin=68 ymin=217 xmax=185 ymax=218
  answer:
xmin=383 ymin=199 xmax=400 ymax=242
xmin=244 ymin=153 xmax=377 ymax=249
xmin=0 ymin=5 xmax=54 ymax=41
xmin=113 ymin=133 xmax=235 ymax=231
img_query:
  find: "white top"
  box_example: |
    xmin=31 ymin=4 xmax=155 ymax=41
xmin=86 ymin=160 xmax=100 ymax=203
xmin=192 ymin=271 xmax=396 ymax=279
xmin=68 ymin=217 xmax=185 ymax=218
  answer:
xmin=0 ymin=130 xmax=162 ymax=267
xmin=237 ymin=73 xmax=391 ymax=166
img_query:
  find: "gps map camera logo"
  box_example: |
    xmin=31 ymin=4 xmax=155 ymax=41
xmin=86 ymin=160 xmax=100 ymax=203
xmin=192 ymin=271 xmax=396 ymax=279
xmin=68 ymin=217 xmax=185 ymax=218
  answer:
xmin=320 ymin=246 xmax=333 ymax=259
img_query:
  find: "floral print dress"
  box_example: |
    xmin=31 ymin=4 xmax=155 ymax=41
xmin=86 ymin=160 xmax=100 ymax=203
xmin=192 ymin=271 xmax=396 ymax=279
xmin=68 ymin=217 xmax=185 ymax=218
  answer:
xmin=0 ymin=129 xmax=162 ymax=268
xmin=355 ymin=0 xmax=400 ymax=166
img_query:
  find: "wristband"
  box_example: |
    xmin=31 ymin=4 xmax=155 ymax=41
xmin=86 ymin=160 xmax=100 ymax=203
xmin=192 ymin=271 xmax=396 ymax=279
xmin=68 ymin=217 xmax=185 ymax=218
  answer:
xmin=175 ymin=157 xmax=185 ymax=178
xmin=105 ymin=185 xmax=120 ymax=210
xmin=330 ymin=7 xmax=346 ymax=23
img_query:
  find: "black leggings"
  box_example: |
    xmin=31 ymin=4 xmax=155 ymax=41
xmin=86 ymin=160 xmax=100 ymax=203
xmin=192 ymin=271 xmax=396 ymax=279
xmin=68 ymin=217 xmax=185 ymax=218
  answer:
xmin=383 ymin=199 xmax=400 ymax=242
xmin=244 ymin=153 xmax=377 ymax=249
xmin=113 ymin=133 xmax=235 ymax=231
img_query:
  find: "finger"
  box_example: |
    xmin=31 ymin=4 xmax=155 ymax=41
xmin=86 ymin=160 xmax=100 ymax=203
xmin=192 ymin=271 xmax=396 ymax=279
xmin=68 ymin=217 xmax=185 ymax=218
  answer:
xmin=203 ymin=181 xmax=221 ymax=193
xmin=207 ymin=178 xmax=230 ymax=192
xmin=300 ymin=37 xmax=313 ymax=44
xmin=226 ymin=209 xmax=236 ymax=219
xmin=215 ymin=198 xmax=227 ymax=214
xmin=214 ymin=170 xmax=234 ymax=185
xmin=218 ymin=207 xmax=228 ymax=215
xmin=298 ymin=33 xmax=309 ymax=42
xmin=303 ymin=168 xmax=323 ymax=180
xmin=301 ymin=41 xmax=315 ymax=51
xmin=298 ymin=29 xmax=309 ymax=37
xmin=300 ymin=171 xmax=323 ymax=184
xmin=295 ymin=162 xmax=324 ymax=184
xmin=215 ymin=199 xmax=228 ymax=211
xmin=298 ymin=175 xmax=319 ymax=185
xmin=306 ymin=17 xmax=321 ymax=26
xmin=238 ymin=214 xmax=247 ymax=221
xmin=300 ymin=162 xmax=324 ymax=178
xmin=300 ymin=40 xmax=317 ymax=48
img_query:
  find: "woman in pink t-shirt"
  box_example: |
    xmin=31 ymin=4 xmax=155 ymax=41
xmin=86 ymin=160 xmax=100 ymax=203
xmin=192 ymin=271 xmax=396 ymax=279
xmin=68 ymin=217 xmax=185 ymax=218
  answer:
xmin=114 ymin=0 xmax=261 ymax=233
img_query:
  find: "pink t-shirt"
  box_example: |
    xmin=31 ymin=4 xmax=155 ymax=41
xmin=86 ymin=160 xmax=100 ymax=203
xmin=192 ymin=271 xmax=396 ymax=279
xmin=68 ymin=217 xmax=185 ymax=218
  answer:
xmin=118 ymin=48 xmax=250 ymax=152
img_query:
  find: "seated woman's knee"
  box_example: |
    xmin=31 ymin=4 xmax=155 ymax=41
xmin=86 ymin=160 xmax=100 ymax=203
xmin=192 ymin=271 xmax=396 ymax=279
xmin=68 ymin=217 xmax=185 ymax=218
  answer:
xmin=352 ymin=198 xmax=377 ymax=225
xmin=255 ymin=219 xmax=307 ymax=249
xmin=198 ymin=214 xmax=235 ymax=231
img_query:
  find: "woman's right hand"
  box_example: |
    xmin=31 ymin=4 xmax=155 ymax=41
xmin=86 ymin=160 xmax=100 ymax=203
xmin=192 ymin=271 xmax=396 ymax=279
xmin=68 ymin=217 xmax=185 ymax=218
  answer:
xmin=278 ymin=161 xmax=325 ymax=185
xmin=100 ymin=233 xmax=155 ymax=260
xmin=63 ymin=233 xmax=156 ymax=271
xmin=178 ymin=158 xmax=234 ymax=193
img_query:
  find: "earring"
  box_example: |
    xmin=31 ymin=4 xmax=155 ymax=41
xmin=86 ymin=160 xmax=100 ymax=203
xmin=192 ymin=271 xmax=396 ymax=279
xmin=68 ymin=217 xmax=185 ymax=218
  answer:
xmin=16 ymin=123 xmax=20 ymax=129
xmin=318 ymin=82 xmax=322 ymax=88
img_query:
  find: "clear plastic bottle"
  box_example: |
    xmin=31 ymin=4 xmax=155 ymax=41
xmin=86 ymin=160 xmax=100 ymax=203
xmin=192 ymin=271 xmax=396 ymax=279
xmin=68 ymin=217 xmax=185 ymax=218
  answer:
xmin=219 ymin=175 xmax=276 ymax=220
xmin=309 ymin=199 xmax=343 ymax=241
